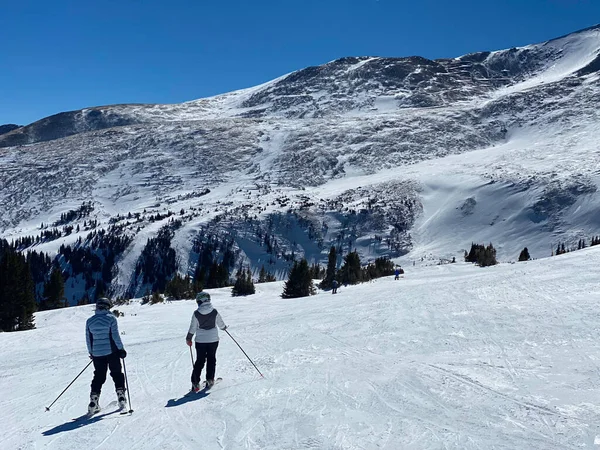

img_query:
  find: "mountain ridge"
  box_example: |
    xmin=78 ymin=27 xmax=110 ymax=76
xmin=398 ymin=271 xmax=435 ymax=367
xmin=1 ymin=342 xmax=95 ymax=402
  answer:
xmin=1 ymin=24 xmax=599 ymax=303
xmin=2 ymin=24 xmax=599 ymax=147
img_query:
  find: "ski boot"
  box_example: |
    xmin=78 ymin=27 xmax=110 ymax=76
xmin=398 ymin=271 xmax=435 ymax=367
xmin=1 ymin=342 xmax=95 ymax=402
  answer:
xmin=88 ymin=393 xmax=100 ymax=415
xmin=191 ymin=382 xmax=201 ymax=393
xmin=205 ymin=379 xmax=215 ymax=389
xmin=116 ymin=388 xmax=127 ymax=410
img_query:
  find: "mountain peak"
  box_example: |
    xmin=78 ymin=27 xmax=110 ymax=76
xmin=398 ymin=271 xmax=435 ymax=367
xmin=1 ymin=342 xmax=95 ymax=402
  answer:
xmin=0 ymin=124 xmax=20 ymax=136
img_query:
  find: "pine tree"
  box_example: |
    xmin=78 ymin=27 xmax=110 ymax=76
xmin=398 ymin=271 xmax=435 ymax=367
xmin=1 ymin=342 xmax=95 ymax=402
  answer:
xmin=258 ymin=265 xmax=267 ymax=283
xmin=0 ymin=249 xmax=36 ymax=331
xmin=193 ymin=264 xmax=205 ymax=292
xmin=245 ymin=269 xmax=255 ymax=294
xmin=518 ymin=247 xmax=531 ymax=262
xmin=232 ymin=268 xmax=255 ymax=297
xmin=281 ymin=259 xmax=315 ymax=299
xmin=166 ymin=273 xmax=193 ymax=299
xmin=320 ymin=246 xmax=337 ymax=290
xmin=465 ymin=243 xmax=497 ymax=267
xmin=339 ymin=251 xmax=362 ymax=285
xmin=41 ymin=267 xmax=66 ymax=310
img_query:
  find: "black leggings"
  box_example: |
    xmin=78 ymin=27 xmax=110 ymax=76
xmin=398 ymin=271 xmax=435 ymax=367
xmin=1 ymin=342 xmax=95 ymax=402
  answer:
xmin=191 ymin=341 xmax=219 ymax=384
xmin=91 ymin=353 xmax=125 ymax=394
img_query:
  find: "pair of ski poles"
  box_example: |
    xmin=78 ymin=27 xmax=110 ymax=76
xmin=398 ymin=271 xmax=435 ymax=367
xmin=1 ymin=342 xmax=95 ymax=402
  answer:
xmin=46 ymin=330 xmax=261 ymax=411
xmin=189 ymin=329 xmax=264 ymax=378
xmin=45 ymin=358 xmax=133 ymax=413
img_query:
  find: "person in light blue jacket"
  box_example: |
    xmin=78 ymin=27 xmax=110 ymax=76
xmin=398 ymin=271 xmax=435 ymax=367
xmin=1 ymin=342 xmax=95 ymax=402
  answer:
xmin=85 ymin=297 xmax=127 ymax=414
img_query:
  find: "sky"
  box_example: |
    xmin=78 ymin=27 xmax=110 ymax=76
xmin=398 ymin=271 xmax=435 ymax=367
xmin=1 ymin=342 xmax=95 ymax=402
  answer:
xmin=1 ymin=0 xmax=599 ymax=125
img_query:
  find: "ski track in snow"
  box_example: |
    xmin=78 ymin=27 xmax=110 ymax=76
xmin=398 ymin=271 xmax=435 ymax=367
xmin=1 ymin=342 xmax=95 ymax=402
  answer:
xmin=2 ymin=247 xmax=600 ymax=448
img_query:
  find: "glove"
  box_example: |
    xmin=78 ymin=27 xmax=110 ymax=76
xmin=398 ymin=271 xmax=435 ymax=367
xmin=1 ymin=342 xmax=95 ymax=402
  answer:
xmin=186 ymin=340 xmax=193 ymax=347
xmin=222 ymin=326 xmax=228 ymax=331
xmin=118 ymin=349 xmax=127 ymax=359
xmin=89 ymin=354 xmax=93 ymax=360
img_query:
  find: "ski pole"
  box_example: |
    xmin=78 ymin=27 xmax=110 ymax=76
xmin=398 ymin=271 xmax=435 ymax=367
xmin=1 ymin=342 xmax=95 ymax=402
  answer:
xmin=45 ymin=359 xmax=93 ymax=411
xmin=225 ymin=329 xmax=264 ymax=378
xmin=189 ymin=345 xmax=195 ymax=368
xmin=122 ymin=358 xmax=134 ymax=414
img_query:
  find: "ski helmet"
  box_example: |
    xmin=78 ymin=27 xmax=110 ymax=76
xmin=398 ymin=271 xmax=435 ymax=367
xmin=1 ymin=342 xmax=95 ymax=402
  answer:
xmin=196 ymin=292 xmax=211 ymax=304
xmin=96 ymin=297 xmax=112 ymax=310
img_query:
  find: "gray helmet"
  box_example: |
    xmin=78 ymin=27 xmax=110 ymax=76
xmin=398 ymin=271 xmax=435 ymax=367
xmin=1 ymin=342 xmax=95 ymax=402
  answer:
xmin=196 ymin=292 xmax=211 ymax=304
xmin=96 ymin=297 xmax=112 ymax=310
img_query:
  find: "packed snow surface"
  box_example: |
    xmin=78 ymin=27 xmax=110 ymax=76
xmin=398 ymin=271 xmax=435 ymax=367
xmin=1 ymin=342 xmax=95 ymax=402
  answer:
xmin=2 ymin=247 xmax=600 ymax=449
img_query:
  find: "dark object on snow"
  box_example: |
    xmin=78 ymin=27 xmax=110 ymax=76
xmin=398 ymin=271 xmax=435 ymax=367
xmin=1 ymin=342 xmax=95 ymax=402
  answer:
xmin=518 ymin=247 xmax=531 ymax=262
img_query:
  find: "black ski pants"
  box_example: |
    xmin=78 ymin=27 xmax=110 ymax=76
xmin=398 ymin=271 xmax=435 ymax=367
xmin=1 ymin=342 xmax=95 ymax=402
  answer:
xmin=91 ymin=352 xmax=125 ymax=394
xmin=191 ymin=341 xmax=219 ymax=384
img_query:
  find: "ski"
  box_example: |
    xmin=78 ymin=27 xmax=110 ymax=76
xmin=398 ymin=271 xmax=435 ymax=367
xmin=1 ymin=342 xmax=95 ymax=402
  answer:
xmin=184 ymin=377 xmax=222 ymax=397
xmin=204 ymin=377 xmax=223 ymax=390
xmin=72 ymin=401 xmax=118 ymax=421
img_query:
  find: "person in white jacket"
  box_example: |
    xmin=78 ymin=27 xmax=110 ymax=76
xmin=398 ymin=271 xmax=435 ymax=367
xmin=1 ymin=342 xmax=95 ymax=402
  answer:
xmin=186 ymin=291 xmax=227 ymax=391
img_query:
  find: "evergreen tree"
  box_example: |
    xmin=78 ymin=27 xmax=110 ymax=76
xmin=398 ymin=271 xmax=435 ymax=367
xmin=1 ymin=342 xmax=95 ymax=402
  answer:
xmin=166 ymin=273 xmax=194 ymax=299
xmin=0 ymin=249 xmax=36 ymax=331
xmin=362 ymin=257 xmax=395 ymax=281
xmin=258 ymin=265 xmax=267 ymax=283
xmin=465 ymin=243 xmax=497 ymax=267
xmin=41 ymin=267 xmax=66 ymax=310
xmin=281 ymin=259 xmax=315 ymax=299
xmin=339 ymin=251 xmax=362 ymax=285
xmin=518 ymin=247 xmax=531 ymax=262
xmin=205 ymin=261 xmax=230 ymax=288
xmin=309 ymin=263 xmax=324 ymax=280
xmin=232 ymin=268 xmax=255 ymax=296
xmin=320 ymin=246 xmax=337 ymax=290
xmin=150 ymin=291 xmax=163 ymax=304
xmin=193 ymin=264 xmax=205 ymax=292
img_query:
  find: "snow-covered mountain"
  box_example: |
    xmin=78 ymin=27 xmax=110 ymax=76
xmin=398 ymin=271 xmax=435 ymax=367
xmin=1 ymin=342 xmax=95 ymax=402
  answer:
xmin=4 ymin=247 xmax=600 ymax=449
xmin=1 ymin=25 xmax=600 ymax=301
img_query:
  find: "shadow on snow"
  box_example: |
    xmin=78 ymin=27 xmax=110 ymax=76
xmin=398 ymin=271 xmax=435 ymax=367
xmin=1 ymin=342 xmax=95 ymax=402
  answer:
xmin=42 ymin=410 xmax=121 ymax=436
xmin=165 ymin=390 xmax=210 ymax=407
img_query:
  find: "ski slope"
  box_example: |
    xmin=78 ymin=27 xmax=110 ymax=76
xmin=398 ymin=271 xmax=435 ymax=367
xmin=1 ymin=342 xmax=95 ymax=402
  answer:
xmin=2 ymin=247 xmax=600 ymax=449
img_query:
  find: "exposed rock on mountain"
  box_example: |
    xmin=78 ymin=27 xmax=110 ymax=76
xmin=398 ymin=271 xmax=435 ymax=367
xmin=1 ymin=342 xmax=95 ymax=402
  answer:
xmin=1 ymin=25 xmax=599 ymax=302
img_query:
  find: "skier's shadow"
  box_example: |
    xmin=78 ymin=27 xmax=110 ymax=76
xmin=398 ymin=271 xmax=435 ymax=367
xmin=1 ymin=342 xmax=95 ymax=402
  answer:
xmin=42 ymin=410 xmax=118 ymax=436
xmin=165 ymin=390 xmax=210 ymax=407
xmin=165 ymin=379 xmax=262 ymax=408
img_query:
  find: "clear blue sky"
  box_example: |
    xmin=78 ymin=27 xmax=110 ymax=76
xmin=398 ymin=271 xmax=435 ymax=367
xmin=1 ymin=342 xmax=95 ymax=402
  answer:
xmin=1 ymin=0 xmax=599 ymax=125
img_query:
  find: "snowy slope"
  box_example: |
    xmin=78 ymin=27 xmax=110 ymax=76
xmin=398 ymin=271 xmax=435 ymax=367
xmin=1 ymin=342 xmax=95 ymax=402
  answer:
xmin=1 ymin=25 xmax=600 ymax=298
xmin=2 ymin=248 xmax=600 ymax=449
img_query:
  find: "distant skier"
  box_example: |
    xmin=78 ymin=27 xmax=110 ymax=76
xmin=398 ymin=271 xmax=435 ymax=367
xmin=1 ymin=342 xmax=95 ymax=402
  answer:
xmin=394 ymin=268 xmax=400 ymax=280
xmin=186 ymin=291 xmax=227 ymax=392
xmin=85 ymin=297 xmax=127 ymax=414
xmin=332 ymin=279 xmax=338 ymax=294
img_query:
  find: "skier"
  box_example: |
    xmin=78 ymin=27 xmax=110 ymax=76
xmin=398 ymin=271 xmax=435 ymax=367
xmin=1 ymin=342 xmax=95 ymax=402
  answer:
xmin=332 ymin=279 xmax=338 ymax=294
xmin=186 ymin=291 xmax=227 ymax=392
xmin=394 ymin=268 xmax=400 ymax=280
xmin=85 ymin=297 xmax=127 ymax=414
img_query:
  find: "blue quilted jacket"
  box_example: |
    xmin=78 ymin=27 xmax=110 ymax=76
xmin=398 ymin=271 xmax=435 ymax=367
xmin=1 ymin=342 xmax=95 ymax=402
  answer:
xmin=86 ymin=310 xmax=124 ymax=357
